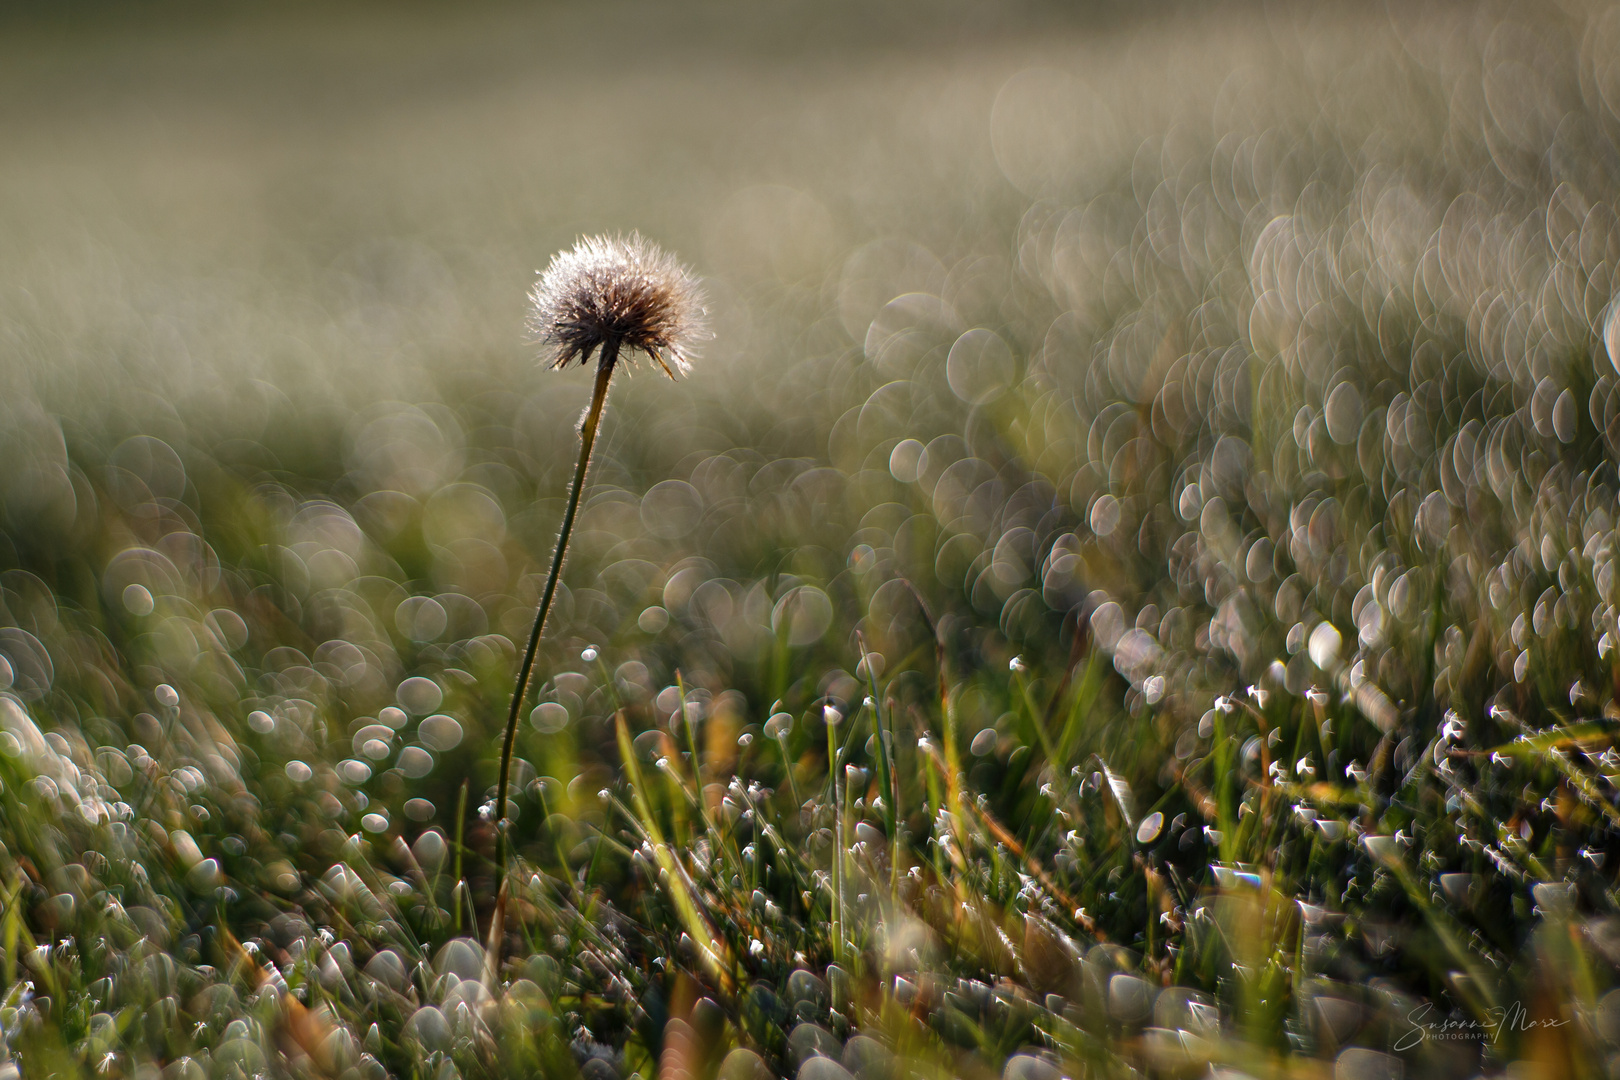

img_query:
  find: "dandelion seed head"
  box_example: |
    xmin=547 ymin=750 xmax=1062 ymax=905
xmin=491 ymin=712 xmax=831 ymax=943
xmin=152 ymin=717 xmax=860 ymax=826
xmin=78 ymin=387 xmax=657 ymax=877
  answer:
xmin=529 ymin=232 xmax=708 ymax=376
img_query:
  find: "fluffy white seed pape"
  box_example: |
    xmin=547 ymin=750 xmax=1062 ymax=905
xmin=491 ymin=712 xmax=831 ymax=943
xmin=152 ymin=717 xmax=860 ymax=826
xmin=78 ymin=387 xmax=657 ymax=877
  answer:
xmin=528 ymin=232 xmax=708 ymax=377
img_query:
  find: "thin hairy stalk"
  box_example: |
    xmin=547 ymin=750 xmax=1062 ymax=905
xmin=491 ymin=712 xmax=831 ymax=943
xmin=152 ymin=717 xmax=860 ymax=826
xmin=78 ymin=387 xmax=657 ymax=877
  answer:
xmin=496 ymin=341 xmax=620 ymax=881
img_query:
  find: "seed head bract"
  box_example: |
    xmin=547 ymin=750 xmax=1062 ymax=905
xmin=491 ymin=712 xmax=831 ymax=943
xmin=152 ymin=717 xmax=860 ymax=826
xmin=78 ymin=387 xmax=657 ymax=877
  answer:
xmin=528 ymin=232 xmax=707 ymax=377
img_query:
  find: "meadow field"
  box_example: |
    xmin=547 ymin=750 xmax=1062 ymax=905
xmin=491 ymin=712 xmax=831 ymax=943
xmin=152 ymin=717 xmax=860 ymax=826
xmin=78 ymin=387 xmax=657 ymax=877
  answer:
xmin=2 ymin=0 xmax=1620 ymax=1076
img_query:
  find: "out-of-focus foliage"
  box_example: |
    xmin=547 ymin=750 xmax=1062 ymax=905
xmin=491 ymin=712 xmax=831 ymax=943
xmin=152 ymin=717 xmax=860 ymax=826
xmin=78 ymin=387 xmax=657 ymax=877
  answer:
xmin=5 ymin=1 xmax=1620 ymax=1077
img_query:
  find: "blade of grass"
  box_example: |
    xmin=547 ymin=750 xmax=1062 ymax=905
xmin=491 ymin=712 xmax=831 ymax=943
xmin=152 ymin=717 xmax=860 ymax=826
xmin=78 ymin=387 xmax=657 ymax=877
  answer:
xmin=452 ymin=778 xmax=468 ymax=935
xmin=613 ymin=711 xmax=732 ymax=992
xmin=857 ymin=630 xmax=900 ymax=909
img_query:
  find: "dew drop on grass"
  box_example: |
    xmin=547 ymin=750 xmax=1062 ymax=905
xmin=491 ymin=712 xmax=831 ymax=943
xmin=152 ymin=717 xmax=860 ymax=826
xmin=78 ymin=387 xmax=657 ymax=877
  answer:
xmin=397 ymin=677 xmax=442 ymax=715
xmin=654 ymin=685 xmax=681 ymax=715
xmin=970 ymin=728 xmax=997 ymax=756
xmin=396 ymin=596 xmax=447 ymax=642
xmin=1245 ymin=539 xmax=1274 ymax=583
xmin=155 ymin=684 xmax=179 ymax=708
xmin=638 ymin=606 xmax=670 ymax=633
xmin=186 ymin=859 xmax=221 ymax=891
xmin=1308 ymin=623 xmax=1341 ymax=670
xmin=413 ymin=829 xmax=447 ymax=868
xmin=1090 ymin=602 xmax=1126 ymax=650
xmin=582 ymin=645 xmax=598 ymax=662
xmin=419 ymin=715 xmax=463 ymax=751
xmin=398 ymin=747 xmax=434 ymax=778
xmin=361 ymin=812 xmax=389 ymax=833
xmin=945 ymin=327 xmax=1015 ymax=404
xmin=1177 ymin=483 xmax=1201 ymax=520
xmin=1136 ymin=812 xmax=1164 ymax=844
xmin=205 ymin=608 xmax=248 ymax=650
xmin=285 ymin=761 xmax=312 ymax=782
xmin=1143 ymin=675 xmax=1165 ymax=703
xmin=122 ymin=583 xmax=155 ymax=616
xmin=1553 ymin=388 xmax=1577 ymax=443
xmin=248 ymin=711 xmax=275 ymax=734
xmin=530 ymin=702 xmax=568 ymax=734
xmin=380 ymin=706 xmax=408 ymax=729
xmin=1324 ymin=382 xmax=1363 ymax=444
xmin=640 ymin=481 xmax=704 ymax=539
xmin=404 ymin=798 xmax=434 ymax=821
xmin=773 ymin=586 xmax=834 ymax=646
xmin=1090 ymin=494 xmax=1120 ymax=536
xmin=352 ymin=724 xmax=393 ymax=754
xmin=405 ymin=1006 xmax=451 ymax=1052
xmin=889 ymin=438 xmax=925 ymax=482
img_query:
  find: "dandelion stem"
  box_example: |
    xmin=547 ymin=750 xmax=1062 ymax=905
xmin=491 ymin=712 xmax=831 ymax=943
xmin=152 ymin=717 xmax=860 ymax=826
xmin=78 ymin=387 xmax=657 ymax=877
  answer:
xmin=496 ymin=339 xmax=620 ymax=884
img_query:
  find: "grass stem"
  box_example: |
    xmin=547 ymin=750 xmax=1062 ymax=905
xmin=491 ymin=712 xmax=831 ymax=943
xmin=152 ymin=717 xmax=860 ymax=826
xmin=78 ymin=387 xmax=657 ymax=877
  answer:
xmin=857 ymin=630 xmax=899 ymax=910
xmin=827 ymin=709 xmax=844 ymax=965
